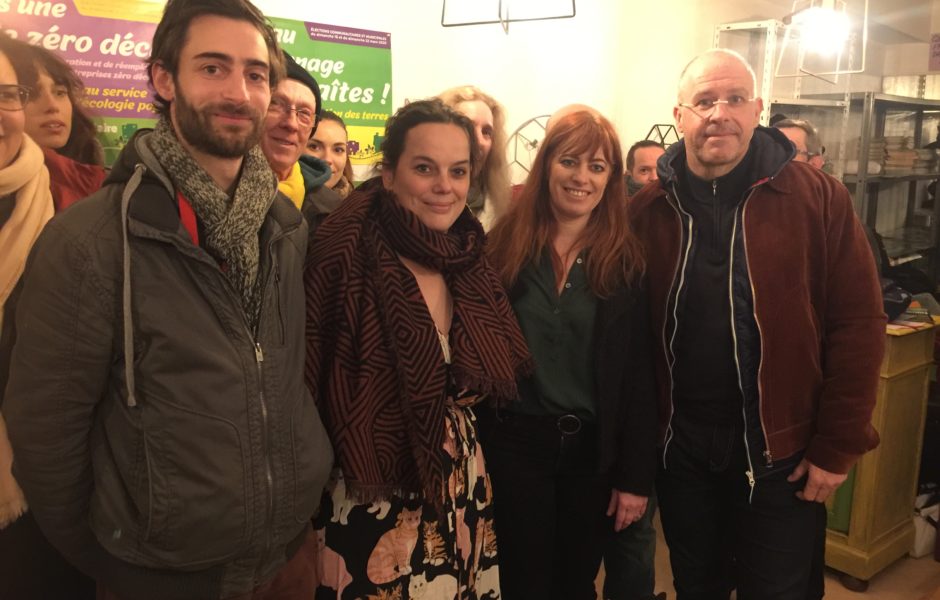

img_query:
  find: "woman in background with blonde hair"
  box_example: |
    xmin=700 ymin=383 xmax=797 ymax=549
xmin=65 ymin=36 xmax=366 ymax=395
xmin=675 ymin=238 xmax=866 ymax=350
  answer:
xmin=437 ymin=85 xmax=510 ymax=230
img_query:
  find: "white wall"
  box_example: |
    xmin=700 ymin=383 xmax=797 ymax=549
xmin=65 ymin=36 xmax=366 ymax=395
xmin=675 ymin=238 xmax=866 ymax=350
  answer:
xmin=250 ymin=0 xmax=864 ymax=153
xmin=249 ymin=0 xmax=720 ymax=153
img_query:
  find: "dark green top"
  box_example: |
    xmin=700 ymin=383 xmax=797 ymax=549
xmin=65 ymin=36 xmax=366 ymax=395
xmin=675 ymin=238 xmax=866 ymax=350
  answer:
xmin=511 ymin=251 xmax=598 ymax=420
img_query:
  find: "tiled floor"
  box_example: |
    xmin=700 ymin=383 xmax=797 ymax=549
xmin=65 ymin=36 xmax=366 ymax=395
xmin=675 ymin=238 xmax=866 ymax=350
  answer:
xmin=596 ymin=513 xmax=940 ymax=599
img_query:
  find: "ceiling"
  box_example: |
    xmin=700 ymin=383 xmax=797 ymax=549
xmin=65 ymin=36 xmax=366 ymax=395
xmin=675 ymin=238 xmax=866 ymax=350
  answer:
xmin=743 ymin=0 xmax=934 ymax=44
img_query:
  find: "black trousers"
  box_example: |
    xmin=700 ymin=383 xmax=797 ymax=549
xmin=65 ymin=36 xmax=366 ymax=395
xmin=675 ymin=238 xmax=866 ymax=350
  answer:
xmin=479 ymin=409 xmax=611 ymax=600
xmin=657 ymin=416 xmax=826 ymax=600
xmin=0 ymin=510 xmax=95 ymax=600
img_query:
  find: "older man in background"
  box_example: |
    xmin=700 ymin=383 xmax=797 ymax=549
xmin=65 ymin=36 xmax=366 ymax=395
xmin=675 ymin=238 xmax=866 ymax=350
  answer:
xmin=260 ymin=51 xmax=340 ymax=238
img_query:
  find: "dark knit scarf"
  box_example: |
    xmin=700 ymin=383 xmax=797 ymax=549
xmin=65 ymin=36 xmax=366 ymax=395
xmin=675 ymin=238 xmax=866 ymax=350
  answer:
xmin=147 ymin=119 xmax=276 ymax=331
xmin=305 ymin=178 xmax=532 ymax=504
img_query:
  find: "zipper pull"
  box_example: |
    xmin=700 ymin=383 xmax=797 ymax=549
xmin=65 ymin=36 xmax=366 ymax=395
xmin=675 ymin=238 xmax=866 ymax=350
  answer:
xmin=255 ymin=343 xmax=264 ymax=363
xmin=712 ymin=179 xmax=718 ymax=196
xmin=746 ymin=469 xmax=757 ymax=503
xmin=763 ymin=449 xmax=774 ymax=467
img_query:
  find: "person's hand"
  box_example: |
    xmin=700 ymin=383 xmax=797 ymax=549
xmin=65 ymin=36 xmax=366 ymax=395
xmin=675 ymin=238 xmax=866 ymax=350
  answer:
xmin=787 ymin=458 xmax=847 ymax=503
xmin=606 ymin=489 xmax=648 ymax=532
xmin=0 ymin=464 xmax=27 ymax=530
xmin=0 ymin=415 xmax=27 ymax=529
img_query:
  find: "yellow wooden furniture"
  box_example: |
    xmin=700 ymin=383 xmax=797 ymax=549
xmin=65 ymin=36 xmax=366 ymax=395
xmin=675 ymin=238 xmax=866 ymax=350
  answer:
xmin=825 ymin=322 xmax=935 ymax=590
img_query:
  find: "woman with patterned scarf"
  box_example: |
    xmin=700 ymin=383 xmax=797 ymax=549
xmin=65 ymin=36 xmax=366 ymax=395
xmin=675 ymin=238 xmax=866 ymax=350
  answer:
xmin=304 ymin=99 xmax=532 ymax=599
xmin=0 ymin=35 xmax=95 ymax=599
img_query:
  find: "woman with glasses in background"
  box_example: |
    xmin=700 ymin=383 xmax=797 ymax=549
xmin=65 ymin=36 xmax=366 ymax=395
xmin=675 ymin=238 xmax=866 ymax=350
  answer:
xmin=0 ymin=33 xmax=96 ymax=600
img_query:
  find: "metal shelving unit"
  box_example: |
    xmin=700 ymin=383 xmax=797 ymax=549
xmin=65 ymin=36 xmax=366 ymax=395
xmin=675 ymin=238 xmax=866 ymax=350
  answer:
xmin=841 ymin=93 xmax=940 ymax=272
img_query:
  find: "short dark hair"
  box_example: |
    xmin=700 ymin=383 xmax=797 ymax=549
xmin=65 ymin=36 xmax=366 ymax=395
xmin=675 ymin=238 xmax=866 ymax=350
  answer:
xmin=774 ymin=118 xmax=824 ymax=156
xmin=380 ymin=99 xmax=478 ymax=174
xmin=626 ymin=140 xmax=664 ymax=172
xmin=146 ymin=0 xmax=285 ymax=117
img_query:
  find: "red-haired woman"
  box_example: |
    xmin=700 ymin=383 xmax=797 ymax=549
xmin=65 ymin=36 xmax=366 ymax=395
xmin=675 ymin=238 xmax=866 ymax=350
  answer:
xmin=483 ymin=108 xmax=656 ymax=599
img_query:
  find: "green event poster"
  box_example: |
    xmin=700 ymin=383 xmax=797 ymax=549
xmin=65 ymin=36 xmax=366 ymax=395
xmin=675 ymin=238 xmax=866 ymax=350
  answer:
xmin=0 ymin=1 xmax=391 ymax=168
xmin=269 ymin=18 xmax=392 ymax=168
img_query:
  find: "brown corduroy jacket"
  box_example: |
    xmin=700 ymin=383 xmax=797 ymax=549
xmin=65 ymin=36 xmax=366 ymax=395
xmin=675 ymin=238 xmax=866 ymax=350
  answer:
xmin=629 ymin=127 xmax=884 ymax=475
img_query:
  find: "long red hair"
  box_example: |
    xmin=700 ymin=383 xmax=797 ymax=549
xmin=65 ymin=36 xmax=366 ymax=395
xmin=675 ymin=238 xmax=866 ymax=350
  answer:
xmin=487 ymin=110 xmax=644 ymax=297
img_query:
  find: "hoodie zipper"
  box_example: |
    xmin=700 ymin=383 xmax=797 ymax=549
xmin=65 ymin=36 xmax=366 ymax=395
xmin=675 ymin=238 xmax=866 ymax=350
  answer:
xmin=273 ymin=262 xmax=285 ymax=345
xmin=252 ymin=338 xmax=274 ymax=559
xmin=661 ymin=183 xmax=695 ymax=468
xmin=728 ymin=194 xmax=758 ymax=502
xmin=728 ymin=185 xmax=777 ymax=503
xmin=712 ymin=180 xmax=720 ymax=253
xmin=250 ymin=240 xmax=286 ymax=579
xmin=717 ymin=177 xmax=765 ymax=499
xmin=738 ymin=196 xmax=774 ymax=471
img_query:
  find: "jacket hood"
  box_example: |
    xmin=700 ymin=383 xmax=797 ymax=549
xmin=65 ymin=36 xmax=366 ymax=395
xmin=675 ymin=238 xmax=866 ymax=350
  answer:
xmin=657 ymin=125 xmax=796 ymax=187
xmin=299 ymin=153 xmax=333 ymax=190
xmin=103 ymin=128 xmax=175 ymax=193
xmin=104 ymin=131 xmax=147 ymax=186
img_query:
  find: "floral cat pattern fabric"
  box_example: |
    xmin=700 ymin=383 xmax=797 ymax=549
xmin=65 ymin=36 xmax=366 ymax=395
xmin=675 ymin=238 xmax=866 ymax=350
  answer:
xmin=314 ymin=397 xmax=500 ymax=600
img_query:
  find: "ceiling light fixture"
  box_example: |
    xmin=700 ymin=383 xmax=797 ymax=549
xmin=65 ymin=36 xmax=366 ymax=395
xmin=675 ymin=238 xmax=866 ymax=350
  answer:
xmin=776 ymin=0 xmax=868 ymax=82
xmin=441 ymin=0 xmax=576 ymax=34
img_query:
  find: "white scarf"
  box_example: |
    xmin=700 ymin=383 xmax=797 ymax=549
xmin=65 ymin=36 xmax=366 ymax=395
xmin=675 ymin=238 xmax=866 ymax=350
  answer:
xmin=0 ymin=136 xmax=53 ymax=324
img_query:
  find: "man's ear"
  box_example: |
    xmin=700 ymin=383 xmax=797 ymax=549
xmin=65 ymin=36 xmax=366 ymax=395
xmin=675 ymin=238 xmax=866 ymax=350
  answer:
xmin=151 ymin=62 xmax=176 ymax=104
xmin=674 ymin=105 xmax=684 ymax=134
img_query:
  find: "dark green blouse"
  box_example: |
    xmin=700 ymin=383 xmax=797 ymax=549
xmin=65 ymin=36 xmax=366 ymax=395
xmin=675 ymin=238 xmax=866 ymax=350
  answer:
xmin=511 ymin=251 xmax=598 ymax=420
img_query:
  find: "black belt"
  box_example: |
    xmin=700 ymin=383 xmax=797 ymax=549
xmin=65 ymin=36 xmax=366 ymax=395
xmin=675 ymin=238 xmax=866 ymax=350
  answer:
xmin=497 ymin=410 xmax=591 ymax=436
xmin=556 ymin=413 xmax=582 ymax=435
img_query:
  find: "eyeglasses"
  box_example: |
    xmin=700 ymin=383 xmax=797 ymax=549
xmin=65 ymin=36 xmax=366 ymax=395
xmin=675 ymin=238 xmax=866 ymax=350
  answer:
xmin=796 ymin=150 xmax=820 ymax=159
xmin=0 ymin=85 xmax=30 ymax=111
xmin=268 ymin=97 xmax=317 ymax=128
xmin=678 ymin=95 xmax=755 ymax=119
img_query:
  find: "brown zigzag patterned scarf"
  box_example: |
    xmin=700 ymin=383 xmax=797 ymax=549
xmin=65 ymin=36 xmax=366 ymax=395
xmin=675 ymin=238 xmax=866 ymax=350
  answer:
xmin=305 ymin=178 xmax=532 ymax=504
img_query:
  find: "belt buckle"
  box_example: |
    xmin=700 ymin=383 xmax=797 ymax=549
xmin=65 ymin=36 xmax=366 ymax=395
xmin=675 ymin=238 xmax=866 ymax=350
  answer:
xmin=556 ymin=413 xmax=582 ymax=435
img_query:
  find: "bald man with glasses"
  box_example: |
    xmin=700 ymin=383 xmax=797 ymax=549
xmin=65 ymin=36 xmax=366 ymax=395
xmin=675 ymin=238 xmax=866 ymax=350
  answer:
xmin=628 ymin=49 xmax=884 ymax=599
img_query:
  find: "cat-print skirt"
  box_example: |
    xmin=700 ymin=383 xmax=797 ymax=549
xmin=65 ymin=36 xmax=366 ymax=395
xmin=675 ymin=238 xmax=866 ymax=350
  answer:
xmin=314 ymin=401 xmax=500 ymax=600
